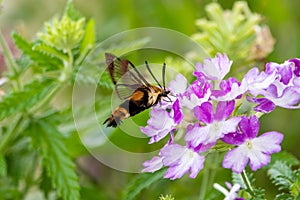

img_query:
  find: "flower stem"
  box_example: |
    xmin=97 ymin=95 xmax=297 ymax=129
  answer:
xmin=0 ymin=115 xmax=27 ymax=153
xmin=241 ymin=170 xmax=254 ymax=192
xmin=0 ymin=31 xmax=21 ymax=89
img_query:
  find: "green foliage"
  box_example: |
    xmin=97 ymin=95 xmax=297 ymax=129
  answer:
xmin=12 ymin=32 xmax=63 ymax=71
xmin=158 ymin=194 xmax=175 ymax=200
xmin=37 ymin=15 xmax=85 ymax=52
xmin=0 ymin=154 xmax=7 ymax=177
xmin=29 ymin=120 xmax=80 ymax=200
xmin=232 ymin=171 xmax=266 ymax=199
xmin=33 ymin=43 xmax=69 ymax=61
xmin=0 ymin=79 xmax=54 ymax=120
xmin=122 ymin=168 xmax=167 ymax=200
xmin=268 ymin=161 xmax=300 ymax=199
xmin=79 ymin=19 xmax=95 ymax=57
xmin=64 ymin=0 xmax=82 ymax=21
xmin=0 ymin=0 xmax=97 ymax=199
xmin=0 ymin=177 xmax=21 ymax=200
xmin=1 ymin=0 xmax=300 ymax=200
xmin=191 ymin=1 xmax=274 ymax=76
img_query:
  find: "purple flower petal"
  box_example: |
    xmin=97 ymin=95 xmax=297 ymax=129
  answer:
xmin=222 ymin=146 xmax=249 ymax=173
xmin=220 ymin=117 xmax=242 ymax=135
xmin=168 ymin=74 xmax=187 ymax=95
xmin=186 ymin=116 xmax=241 ymax=146
xmin=172 ymin=99 xmax=183 ymax=124
xmin=266 ymin=61 xmax=294 ymax=85
xmin=239 ymin=116 xmax=259 ymax=139
xmin=161 ymin=144 xmax=205 ymax=179
xmin=248 ymin=150 xmax=270 ymax=171
xmin=221 ymin=131 xmax=245 ymax=145
xmin=161 ymin=144 xmax=186 ymax=166
xmin=142 ymin=156 xmax=163 ymax=173
xmin=194 ymin=102 xmax=214 ymax=123
xmin=214 ymin=100 xmax=235 ymax=121
xmin=247 ymin=96 xmax=276 ymax=113
xmin=195 ymin=53 xmax=232 ymax=81
xmin=252 ymin=131 xmax=283 ymax=154
xmin=211 ymin=78 xmax=247 ymax=101
xmin=289 ymin=58 xmax=300 ymax=76
xmin=140 ymin=109 xmax=175 ymax=143
xmin=222 ymin=116 xmax=283 ymax=173
xmin=244 ymin=67 xmax=277 ymax=96
xmin=185 ymin=124 xmax=211 ymax=148
xmin=265 ymin=87 xmax=300 ymax=109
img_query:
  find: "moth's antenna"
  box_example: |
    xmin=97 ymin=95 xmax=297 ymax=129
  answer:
xmin=162 ymin=63 xmax=166 ymax=90
xmin=145 ymin=61 xmax=162 ymax=88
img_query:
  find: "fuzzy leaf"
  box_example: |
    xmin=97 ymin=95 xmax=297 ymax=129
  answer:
xmin=33 ymin=43 xmax=68 ymax=61
xmin=268 ymin=161 xmax=296 ymax=191
xmin=28 ymin=120 xmax=80 ymax=200
xmin=275 ymin=193 xmax=294 ymax=200
xmin=12 ymin=32 xmax=63 ymax=71
xmin=251 ymin=188 xmax=266 ymax=200
xmin=0 ymin=80 xmax=55 ymax=120
xmin=122 ymin=168 xmax=167 ymax=200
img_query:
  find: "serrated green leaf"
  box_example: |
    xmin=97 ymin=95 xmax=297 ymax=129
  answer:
xmin=0 ymin=154 xmax=7 ymax=177
xmin=80 ymin=19 xmax=95 ymax=56
xmin=39 ymin=168 xmax=53 ymax=198
xmin=268 ymin=161 xmax=296 ymax=191
xmin=29 ymin=120 xmax=80 ymax=200
xmin=232 ymin=172 xmax=244 ymax=188
xmin=275 ymin=193 xmax=294 ymax=200
xmin=33 ymin=43 xmax=68 ymax=61
xmin=0 ymin=79 xmax=55 ymax=120
xmin=251 ymin=188 xmax=266 ymax=200
xmin=6 ymin=137 xmax=37 ymax=185
xmin=12 ymin=32 xmax=63 ymax=71
xmin=122 ymin=168 xmax=167 ymax=200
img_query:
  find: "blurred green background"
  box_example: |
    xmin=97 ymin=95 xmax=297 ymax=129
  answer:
xmin=1 ymin=0 xmax=300 ymax=199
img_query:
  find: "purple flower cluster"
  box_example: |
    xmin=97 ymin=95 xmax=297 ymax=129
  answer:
xmin=141 ymin=53 xmax=300 ymax=179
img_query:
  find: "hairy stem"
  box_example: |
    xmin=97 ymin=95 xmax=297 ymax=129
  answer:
xmin=241 ymin=170 xmax=254 ymax=192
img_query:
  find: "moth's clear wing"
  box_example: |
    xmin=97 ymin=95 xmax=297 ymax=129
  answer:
xmin=105 ymin=53 xmax=148 ymax=100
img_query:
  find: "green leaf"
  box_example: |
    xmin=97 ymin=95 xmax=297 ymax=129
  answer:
xmin=6 ymin=137 xmax=37 ymax=185
xmin=275 ymin=193 xmax=294 ymax=200
xmin=12 ymin=32 xmax=63 ymax=71
xmin=39 ymin=168 xmax=53 ymax=199
xmin=0 ymin=79 xmax=55 ymax=120
xmin=122 ymin=168 xmax=167 ymax=200
xmin=29 ymin=120 xmax=80 ymax=200
xmin=64 ymin=0 xmax=82 ymax=20
xmin=268 ymin=161 xmax=296 ymax=191
xmin=251 ymin=188 xmax=266 ymax=200
xmin=79 ymin=19 xmax=95 ymax=56
xmin=33 ymin=42 xmax=68 ymax=61
xmin=0 ymin=154 xmax=7 ymax=177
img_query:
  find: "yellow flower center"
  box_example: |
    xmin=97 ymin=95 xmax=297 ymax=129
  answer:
xmin=246 ymin=141 xmax=253 ymax=149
